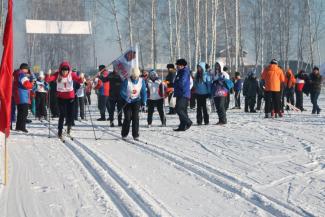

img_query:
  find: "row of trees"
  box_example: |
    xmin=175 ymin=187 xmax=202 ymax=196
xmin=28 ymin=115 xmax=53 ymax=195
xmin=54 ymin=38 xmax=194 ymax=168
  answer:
xmin=104 ymin=0 xmax=324 ymax=73
xmin=0 ymin=0 xmax=324 ymax=73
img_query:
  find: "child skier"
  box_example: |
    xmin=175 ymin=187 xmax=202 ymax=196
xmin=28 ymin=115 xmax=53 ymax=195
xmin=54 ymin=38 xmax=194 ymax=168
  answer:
xmin=120 ymin=67 xmax=147 ymax=140
xmin=34 ymin=71 xmax=49 ymax=121
xmin=147 ymin=70 xmax=167 ymax=127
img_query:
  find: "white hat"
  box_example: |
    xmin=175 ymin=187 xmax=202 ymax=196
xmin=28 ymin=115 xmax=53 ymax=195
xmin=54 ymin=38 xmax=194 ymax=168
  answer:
xmin=39 ymin=71 xmax=45 ymax=78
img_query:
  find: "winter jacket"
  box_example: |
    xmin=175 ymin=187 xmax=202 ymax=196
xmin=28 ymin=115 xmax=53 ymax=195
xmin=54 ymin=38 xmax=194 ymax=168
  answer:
xmin=14 ymin=70 xmax=33 ymax=104
xmin=309 ymin=73 xmax=322 ymax=93
xmin=295 ymin=72 xmax=307 ymax=92
xmin=108 ymin=72 xmax=122 ymax=98
xmin=165 ymin=69 xmax=176 ymax=88
xmin=174 ymin=66 xmax=191 ymax=99
xmin=97 ymin=70 xmax=110 ymax=96
xmin=85 ymin=80 xmax=92 ymax=94
xmin=194 ymin=62 xmax=211 ymax=95
xmin=147 ymin=78 xmax=166 ymax=100
xmin=45 ymin=61 xmax=83 ymax=99
xmin=33 ymin=79 xmax=49 ymax=93
xmin=233 ymin=78 xmax=243 ymax=92
xmin=211 ymin=77 xmax=229 ymax=98
xmin=243 ymin=76 xmax=260 ymax=97
xmin=261 ymin=64 xmax=285 ymax=92
xmin=120 ymin=77 xmax=147 ymax=105
xmin=284 ymin=69 xmax=296 ymax=89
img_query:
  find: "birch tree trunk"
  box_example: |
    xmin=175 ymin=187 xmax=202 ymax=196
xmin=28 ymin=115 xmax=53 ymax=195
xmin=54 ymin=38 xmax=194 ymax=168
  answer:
xmin=127 ymin=0 xmax=133 ymax=47
xmin=235 ymin=0 xmax=239 ymax=71
xmin=168 ymin=0 xmax=174 ymax=62
xmin=151 ymin=0 xmax=157 ymax=68
xmin=223 ymin=0 xmax=231 ymax=67
xmin=186 ymin=0 xmax=192 ymax=68
xmin=205 ymin=0 xmax=208 ymax=61
xmin=110 ymin=0 xmax=123 ymax=53
xmin=194 ymin=0 xmax=201 ymax=64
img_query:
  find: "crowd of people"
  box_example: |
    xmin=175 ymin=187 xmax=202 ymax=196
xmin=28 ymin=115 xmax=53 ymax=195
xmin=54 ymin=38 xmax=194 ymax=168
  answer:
xmin=10 ymin=58 xmax=323 ymax=140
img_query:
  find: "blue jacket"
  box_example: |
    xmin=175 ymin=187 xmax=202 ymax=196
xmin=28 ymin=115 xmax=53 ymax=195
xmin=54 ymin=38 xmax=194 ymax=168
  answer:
xmin=174 ymin=66 xmax=191 ymax=99
xmin=120 ymin=77 xmax=147 ymax=105
xmin=17 ymin=72 xmax=32 ymax=104
xmin=234 ymin=78 xmax=243 ymax=92
xmin=194 ymin=62 xmax=211 ymax=95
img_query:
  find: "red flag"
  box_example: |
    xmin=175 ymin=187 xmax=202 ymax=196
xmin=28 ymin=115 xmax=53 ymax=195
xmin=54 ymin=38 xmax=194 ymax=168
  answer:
xmin=0 ymin=0 xmax=14 ymax=137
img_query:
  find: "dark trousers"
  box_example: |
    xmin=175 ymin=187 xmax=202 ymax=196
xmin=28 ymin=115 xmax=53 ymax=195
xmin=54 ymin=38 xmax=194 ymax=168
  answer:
xmin=58 ymin=98 xmax=74 ymax=134
xmin=85 ymin=93 xmax=91 ymax=105
xmin=295 ymin=91 xmax=304 ymax=110
xmin=109 ymin=97 xmax=123 ymax=124
xmin=310 ymin=91 xmax=321 ymax=113
xmin=176 ymin=97 xmax=192 ymax=129
xmin=147 ymin=99 xmax=166 ymax=125
xmin=285 ymin=88 xmax=295 ymax=109
xmin=214 ymin=97 xmax=227 ymax=124
xmin=16 ymin=103 xmax=29 ymax=130
xmin=225 ymin=94 xmax=230 ymax=110
xmin=49 ymin=91 xmax=59 ymax=117
xmin=245 ymin=96 xmax=256 ymax=112
xmin=122 ymin=101 xmax=140 ymax=138
xmin=196 ymin=94 xmax=209 ymax=124
xmin=168 ymin=93 xmax=176 ymax=114
xmin=190 ymin=93 xmax=196 ymax=109
xmin=234 ymin=91 xmax=241 ymax=108
xmin=35 ymin=92 xmax=47 ymax=118
xmin=98 ymin=95 xmax=110 ymax=119
xmin=74 ymin=97 xmax=85 ymax=120
xmin=256 ymin=95 xmax=263 ymax=110
xmin=265 ymin=91 xmax=281 ymax=114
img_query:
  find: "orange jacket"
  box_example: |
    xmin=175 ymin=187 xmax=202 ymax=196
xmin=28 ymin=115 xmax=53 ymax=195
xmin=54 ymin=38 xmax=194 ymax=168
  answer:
xmin=261 ymin=64 xmax=285 ymax=92
xmin=284 ymin=69 xmax=296 ymax=88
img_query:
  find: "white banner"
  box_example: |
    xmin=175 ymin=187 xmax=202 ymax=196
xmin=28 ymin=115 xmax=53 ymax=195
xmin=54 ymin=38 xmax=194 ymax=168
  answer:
xmin=26 ymin=19 xmax=92 ymax=35
xmin=112 ymin=45 xmax=139 ymax=80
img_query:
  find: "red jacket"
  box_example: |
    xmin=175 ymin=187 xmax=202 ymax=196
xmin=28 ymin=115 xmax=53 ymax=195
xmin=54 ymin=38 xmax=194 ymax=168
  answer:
xmin=45 ymin=61 xmax=83 ymax=99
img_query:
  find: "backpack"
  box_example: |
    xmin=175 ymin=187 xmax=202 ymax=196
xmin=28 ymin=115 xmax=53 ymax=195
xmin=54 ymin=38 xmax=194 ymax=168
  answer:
xmin=224 ymin=79 xmax=234 ymax=90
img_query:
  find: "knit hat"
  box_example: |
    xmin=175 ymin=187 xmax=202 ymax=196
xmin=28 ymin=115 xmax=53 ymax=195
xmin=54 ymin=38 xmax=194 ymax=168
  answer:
xmin=175 ymin=59 xmax=187 ymax=66
xmin=149 ymin=70 xmax=158 ymax=80
xmin=235 ymin=71 xmax=240 ymax=77
xmin=98 ymin=65 xmax=106 ymax=71
xmin=270 ymin=59 xmax=278 ymax=65
xmin=20 ymin=63 xmax=29 ymax=70
xmin=167 ymin=63 xmax=175 ymax=69
xmin=130 ymin=67 xmax=141 ymax=79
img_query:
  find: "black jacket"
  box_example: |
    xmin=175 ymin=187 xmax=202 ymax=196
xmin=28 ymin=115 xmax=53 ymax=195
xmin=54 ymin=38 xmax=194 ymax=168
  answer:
xmin=108 ymin=72 xmax=122 ymax=98
xmin=309 ymin=73 xmax=322 ymax=93
xmin=243 ymin=76 xmax=261 ymax=97
xmin=165 ymin=71 xmax=176 ymax=88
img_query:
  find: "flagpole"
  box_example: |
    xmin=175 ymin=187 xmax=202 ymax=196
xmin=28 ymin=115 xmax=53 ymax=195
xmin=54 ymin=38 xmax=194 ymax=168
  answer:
xmin=4 ymin=134 xmax=8 ymax=186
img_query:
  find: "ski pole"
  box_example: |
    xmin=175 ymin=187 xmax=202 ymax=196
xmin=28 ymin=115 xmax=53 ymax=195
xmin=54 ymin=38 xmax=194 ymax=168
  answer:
xmin=87 ymin=103 xmax=98 ymax=140
xmin=48 ymin=83 xmax=51 ymax=138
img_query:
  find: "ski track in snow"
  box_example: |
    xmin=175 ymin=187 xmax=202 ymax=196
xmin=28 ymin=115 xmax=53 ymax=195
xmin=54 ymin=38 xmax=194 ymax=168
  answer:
xmin=1 ymin=93 xmax=324 ymax=217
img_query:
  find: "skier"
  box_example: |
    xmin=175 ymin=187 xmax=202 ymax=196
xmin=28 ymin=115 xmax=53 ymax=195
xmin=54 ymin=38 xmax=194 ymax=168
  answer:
xmin=243 ymin=71 xmax=260 ymax=113
xmin=173 ymin=59 xmax=193 ymax=131
xmin=75 ymin=72 xmax=86 ymax=120
xmin=211 ymin=71 xmax=229 ymax=125
xmin=284 ymin=68 xmax=296 ymax=110
xmin=295 ymin=70 xmax=307 ymax=111
xmin=13 ymin=63 xmax=34 ymax=133
xmin=193 ymin=62 xmax=211 ymax=125
xmin=232 ymin=72 xmax=243 ymax=109
xmin=165 ymin=64 xmax=177 ymax=114
xmin=108 ymin=69 xmax=123 ymax=127
xmin=96 ymin=65 xmax=110 ymax=121
xmin=147 ymin=70 xmax=167 ymax=127
xmin=85 ymin=76 xmax=92 ymax=105
xmin=309 ymin=66 xmax=322 ymax=114
xmin=261 ymin=59 xmax=285 ymax=118
xmin=45 ymin=61 xmax=84 ymax=139
xmin=120 ymin=67 xmax=147 ymax=140
xmin=33 ymin=71 xmax=49 ymax=121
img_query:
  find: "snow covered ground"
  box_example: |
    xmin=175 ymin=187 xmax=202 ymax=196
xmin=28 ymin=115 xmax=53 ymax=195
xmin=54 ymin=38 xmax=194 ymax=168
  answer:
xmin=0 ymin=92 xmax=324 ymax=217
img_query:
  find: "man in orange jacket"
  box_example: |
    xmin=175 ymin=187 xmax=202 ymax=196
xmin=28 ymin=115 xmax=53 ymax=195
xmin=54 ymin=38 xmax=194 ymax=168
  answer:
xmin=261 ymin=59 xmax=285 ymax=118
